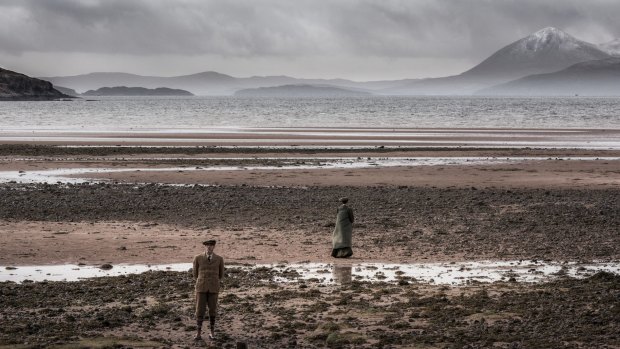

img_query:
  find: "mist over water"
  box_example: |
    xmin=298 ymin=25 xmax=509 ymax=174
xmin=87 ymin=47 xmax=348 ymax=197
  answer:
xmin=1 ymin=96 xmax=620 ymax=130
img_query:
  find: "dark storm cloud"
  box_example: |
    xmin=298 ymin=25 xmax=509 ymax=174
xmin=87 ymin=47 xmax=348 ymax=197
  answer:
xmin=1 ymin=0 xmax=619 ymax=60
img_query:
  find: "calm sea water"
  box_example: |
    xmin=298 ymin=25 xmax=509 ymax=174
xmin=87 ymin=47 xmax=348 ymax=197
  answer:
xmin=1 ymin=96 xmax=619 ymax=130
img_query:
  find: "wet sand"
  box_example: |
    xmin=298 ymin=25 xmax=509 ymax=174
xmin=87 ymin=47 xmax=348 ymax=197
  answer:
xmin=0 ymin=180 xmax=619 ymax=267
xmin=1 ymin=127 xmax=619 ymax=148
xmin=1 ymin=146 xmax=620 ymax=189
xmin=1 ymin=135 xmax=619 ymax=348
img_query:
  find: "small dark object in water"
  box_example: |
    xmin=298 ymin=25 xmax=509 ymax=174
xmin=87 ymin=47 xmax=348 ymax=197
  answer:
xmin=99 ymin=264 xmax=113 ymax=270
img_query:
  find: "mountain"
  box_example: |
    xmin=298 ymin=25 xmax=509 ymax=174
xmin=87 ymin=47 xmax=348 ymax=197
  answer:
xmin=598 ymin=38 xmax=620 ymax=56
xmin=40 ymin=71 xmax=408 ymax=96
xmin=385 ymin=27 xmax=612 ymax=95
xmin=462 ymin=27 xmax=610 ymax=79
xmin=1 ymin=67 xmax=70 ymax=100
xmin=38 ymin=27 xmax=615 ymax=97
xmin=82 ymin=86 xmax=194 ymax=96
xmin=477 ymin=58 xmax=620 ymax=96
xmin=234 ymin=84 xmax=372 ymax=97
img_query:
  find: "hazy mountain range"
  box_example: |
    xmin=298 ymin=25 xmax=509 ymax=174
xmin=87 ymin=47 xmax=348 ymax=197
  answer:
xmin=43 ymin=71 xmax=399 ymax=96
xmin=477 ymin=57 xmax=620 ymax=96
xmin=234 ymin=84 xmax=371 ymax=97
xmin=33 ymin=27 xmax=620 ymax=97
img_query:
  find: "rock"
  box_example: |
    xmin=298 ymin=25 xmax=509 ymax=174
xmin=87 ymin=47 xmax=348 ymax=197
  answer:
xmin=99 ymin=264 xmax=113 ymax=270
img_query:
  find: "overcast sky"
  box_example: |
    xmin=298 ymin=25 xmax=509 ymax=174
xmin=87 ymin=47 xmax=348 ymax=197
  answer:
xmin=1 ymin=0 xmax=619 ymax=80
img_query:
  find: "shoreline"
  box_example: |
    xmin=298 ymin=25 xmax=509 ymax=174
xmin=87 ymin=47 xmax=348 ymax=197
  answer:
xmin=0 ymin=127 xmax=619 ymax=148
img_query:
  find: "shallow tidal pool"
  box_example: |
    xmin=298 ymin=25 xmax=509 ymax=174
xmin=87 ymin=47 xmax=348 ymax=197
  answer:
xmin=2 ymin=260 xmax=618 ymax=285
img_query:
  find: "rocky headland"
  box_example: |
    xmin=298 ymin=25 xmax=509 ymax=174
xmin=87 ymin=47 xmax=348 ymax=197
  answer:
xmin=0 ymin=67 xmax=70 ymax=100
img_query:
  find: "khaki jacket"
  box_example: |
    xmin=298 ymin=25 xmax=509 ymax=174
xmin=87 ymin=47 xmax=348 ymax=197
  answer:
xmin=193 ymin=252 xmax=224 ymax=292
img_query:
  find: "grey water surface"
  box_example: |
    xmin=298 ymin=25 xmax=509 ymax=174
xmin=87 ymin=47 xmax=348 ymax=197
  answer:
xmin=2 ymin=96 xmax=620 ymax=130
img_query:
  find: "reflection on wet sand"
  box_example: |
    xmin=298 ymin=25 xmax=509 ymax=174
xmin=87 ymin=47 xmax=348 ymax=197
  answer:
xmin=332 ymin=264 xmax=352 ymax=284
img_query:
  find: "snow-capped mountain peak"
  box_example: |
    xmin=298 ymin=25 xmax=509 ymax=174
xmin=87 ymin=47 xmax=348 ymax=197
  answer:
xmin=519 ymin=27 xmax=583 ymax=53
xmin=532 ymin=27 xmax=570 ymax=39
xmin=598 ymin=38 xmax=620 ymax=56
xmin=462 ymin=27 xmax=610 ymax=80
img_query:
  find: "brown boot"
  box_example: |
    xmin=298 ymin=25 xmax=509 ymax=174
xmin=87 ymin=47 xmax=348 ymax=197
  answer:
xmin=194 ymin=319 xmax=203 ymax=340
xmin=208 ymin=316 xmax=216 ymax=339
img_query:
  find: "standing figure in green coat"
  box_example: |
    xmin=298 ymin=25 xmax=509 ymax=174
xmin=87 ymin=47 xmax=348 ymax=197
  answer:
xmin=331 ymin=197 xmax=355 ymax=258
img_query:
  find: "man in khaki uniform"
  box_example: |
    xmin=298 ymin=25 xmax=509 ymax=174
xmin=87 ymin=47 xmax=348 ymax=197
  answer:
xmin=193 ymin=239 xmax=224 ymax=340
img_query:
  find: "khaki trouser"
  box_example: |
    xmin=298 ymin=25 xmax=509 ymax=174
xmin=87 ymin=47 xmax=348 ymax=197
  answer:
xmin=195 ymin=291 xmax=219 ymax=319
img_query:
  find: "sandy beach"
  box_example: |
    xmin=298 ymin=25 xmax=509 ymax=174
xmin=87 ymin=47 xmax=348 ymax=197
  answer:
xmin=5 ymin=1 xmax=620 ymax=346
xmin=1 ymin=130 xmax=619 ymax=348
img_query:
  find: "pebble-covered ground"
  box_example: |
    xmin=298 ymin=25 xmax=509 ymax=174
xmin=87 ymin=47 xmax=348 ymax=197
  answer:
xmin=1 ymin=268 xmax=619 ymax=348
xmin=0 ymin=145 xmax=619 ymax=348
xmin=0 ymin=183 xmax=618 ymax=261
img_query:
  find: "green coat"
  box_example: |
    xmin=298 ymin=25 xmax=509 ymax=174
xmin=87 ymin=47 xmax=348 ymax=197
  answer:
xmin=332 ymin=204 xmax=354 ymax=249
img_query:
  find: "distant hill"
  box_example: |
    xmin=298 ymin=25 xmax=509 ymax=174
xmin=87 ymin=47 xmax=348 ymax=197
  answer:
xmin=384 ymin=27 xmax=611 ymax=95
xmin=1 ymin=67 xmax=69 ymax=100
xmin=40 ymin=71 xmax=406 ymax=96
xmin=82 ymin=86 xmax=194 ymax=96
xmin=234 ymin=84 xmax=372 ymax=97
xmin=477 ymin=58 xmax=620 ymax=96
